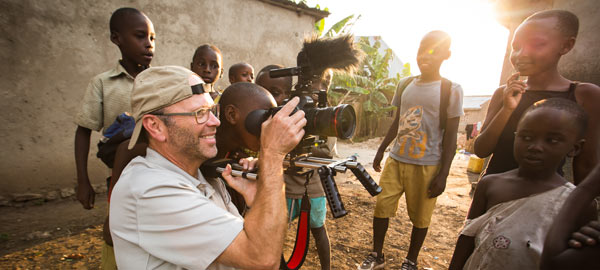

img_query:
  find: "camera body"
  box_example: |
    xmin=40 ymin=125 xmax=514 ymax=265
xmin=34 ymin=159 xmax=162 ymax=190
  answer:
xmin=245 ymin=43 xmax=357 ymax=156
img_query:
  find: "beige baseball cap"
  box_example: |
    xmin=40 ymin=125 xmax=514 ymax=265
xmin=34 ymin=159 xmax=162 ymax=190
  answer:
xmin=128 ymin=66 xmax=211 ymax=149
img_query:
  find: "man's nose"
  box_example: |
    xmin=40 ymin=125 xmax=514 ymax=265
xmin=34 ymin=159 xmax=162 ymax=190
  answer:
xmin=206 ymin=111 xmax=220 ymax=127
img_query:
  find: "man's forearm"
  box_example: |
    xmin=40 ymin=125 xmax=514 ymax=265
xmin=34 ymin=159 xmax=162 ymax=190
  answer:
xmin=242 ymin=152 xmax=287 ymax=264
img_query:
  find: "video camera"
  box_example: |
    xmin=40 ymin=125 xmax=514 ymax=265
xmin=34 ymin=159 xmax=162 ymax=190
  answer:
xmin=245 ymin=35 xmax=362 ymax=155
xmin=228 ymin=35 xmax=380 ymax=218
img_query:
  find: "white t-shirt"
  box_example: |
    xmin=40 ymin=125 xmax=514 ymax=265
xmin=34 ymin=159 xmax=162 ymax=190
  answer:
xmin=389 ymin=78 xmax=464 ymax=165
xmin=110 ymin=148 xmax=243 ymax=270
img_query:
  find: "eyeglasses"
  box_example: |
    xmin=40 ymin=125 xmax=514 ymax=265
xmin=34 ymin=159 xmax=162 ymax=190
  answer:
xmin=152 ymin=104 xmax=219 ymax=124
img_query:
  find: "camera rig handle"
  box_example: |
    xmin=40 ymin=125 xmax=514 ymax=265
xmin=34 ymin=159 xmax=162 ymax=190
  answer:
xmin=201 ymin=155 xmax=382 ymax=219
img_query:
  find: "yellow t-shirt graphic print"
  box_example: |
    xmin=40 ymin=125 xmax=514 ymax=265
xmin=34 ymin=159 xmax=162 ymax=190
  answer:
xmin=396 ymin=106 xmax=427 ymax=159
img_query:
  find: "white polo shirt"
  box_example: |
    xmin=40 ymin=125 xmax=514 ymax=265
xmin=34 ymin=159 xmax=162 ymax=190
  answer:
xmin=110 ymin=148 xmax=243 ymax=270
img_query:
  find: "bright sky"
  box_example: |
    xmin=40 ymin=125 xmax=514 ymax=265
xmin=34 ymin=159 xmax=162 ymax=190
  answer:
xmin=307 ymin=0 xmax=510 ymax=96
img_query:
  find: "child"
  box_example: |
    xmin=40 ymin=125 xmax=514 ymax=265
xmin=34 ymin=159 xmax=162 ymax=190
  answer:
xmin=190 ymin=44 xmax=223 ymax=99
xmin=474 ymin=10 xmax=600 ymax=184
xmin=228 ymin=62 xmax=255 ymax=84
xmin=449 ymin=98 xmax=594 ymax=270
xmin=73 ymin=7 xmax=154 ymax=270
xmin=216 ymin=82 xmax=276 ymax=158
xmin=360 ymin=30 xmax=463 ymax=270
xmin=541 ymin=163 xmax=600 ymax=270
xmin=255 ymin=64 xmax=293 ymax=105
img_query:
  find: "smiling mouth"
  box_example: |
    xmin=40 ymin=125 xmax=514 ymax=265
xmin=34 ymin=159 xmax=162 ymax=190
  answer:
xmin=199 ymin=135 xmax=215 ymax=139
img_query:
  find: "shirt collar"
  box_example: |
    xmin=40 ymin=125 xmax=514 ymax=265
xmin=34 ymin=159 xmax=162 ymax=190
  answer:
xmin=108 ymin=61 xmax=135 ymax=80
xmin=145 ymin=148 xmax=206 ymax=190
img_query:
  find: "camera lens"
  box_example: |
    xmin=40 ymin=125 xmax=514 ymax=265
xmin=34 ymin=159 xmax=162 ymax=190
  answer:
xmin=304 ymin=104 xmax=356 ymax=139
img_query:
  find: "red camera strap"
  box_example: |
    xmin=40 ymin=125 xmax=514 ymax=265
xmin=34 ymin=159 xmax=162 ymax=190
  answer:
xmin=281 ymin=194 xmax=311 ymax=270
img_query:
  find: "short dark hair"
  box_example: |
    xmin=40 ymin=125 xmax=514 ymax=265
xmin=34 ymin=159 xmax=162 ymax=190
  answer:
xmin=219 ymin=82 xmax=270 ymax=112
xmin=524 ymin=98 xmax=588 ymax=138
xmin=255 ymin=64 xmax=293 ymax=92
xmin=192 ymin=44 xmax=222 ymax=63
xmin=109 ymin=7 xmax=144 ymax=33
xmin=257 ymin=64 xmax=284 ymax=77
xmin=229 ymin=62 xmax=253 ymax=75
xmin=525 ymin=10 xmax=579 ymax=38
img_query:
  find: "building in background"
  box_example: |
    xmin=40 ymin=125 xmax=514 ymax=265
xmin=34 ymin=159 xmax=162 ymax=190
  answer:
xmin=0 ymin=0 xmax=327 ymax=200
xmin=460 ymin=95 xmax=491 ymax=134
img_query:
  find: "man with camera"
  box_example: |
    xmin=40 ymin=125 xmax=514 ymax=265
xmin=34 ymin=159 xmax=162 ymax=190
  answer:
xmin=109 ymin=66 xmax=306 ymax=270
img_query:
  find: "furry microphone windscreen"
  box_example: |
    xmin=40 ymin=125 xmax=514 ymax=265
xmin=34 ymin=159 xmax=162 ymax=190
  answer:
xmin=301 ymin=34 xmax=364 ymax=75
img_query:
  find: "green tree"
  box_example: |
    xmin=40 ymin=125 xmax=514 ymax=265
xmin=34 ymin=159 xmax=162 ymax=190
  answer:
xmin=329 ymin=37 xmax=411 ymax=138
xmin=314 ymin=14 xmax=360 ymax=37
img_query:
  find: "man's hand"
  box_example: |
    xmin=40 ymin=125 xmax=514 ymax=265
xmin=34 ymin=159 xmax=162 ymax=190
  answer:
xmin=221 ymin=158 xmax=259 ymax=207
xmin=568 ymin=220 xmax=600 ymax=248
xmin=76 ymin=179 xmax=96 ymax=209
xmin=427 ymin=173 xmax=447 ymax=198
xmin=373 ymin=150 xmax=384 ymax=172
xmin=260 ymin=97 xmax=306 ymax=157
xmin=502 ymin=73 xmax=527 ymax=111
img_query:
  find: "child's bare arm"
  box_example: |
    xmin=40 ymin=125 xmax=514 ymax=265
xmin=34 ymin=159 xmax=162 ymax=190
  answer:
xmin=541 ymin=164 xmax=600 ymax=270
xmin=373 ymin=108 xmax=400 ymax=172
xmin=75 ymin=126 xmax=95 ymax=209
xmin=573 ymin=83 xmax=600 ymax=184
xmin=428 ymin=116 xmax=459 ymax=198
xmin=109 ymin=139 xmax=147 ymax=197
xmin=474 ymin=73 xmax=526 ymax=158
xmin=449 ymin=234 xmax=475 ymax=270
xmin=449 ymin=176 xmax=491 ymax=269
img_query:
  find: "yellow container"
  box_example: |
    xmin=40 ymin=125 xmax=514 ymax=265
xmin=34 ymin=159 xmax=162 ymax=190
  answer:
xmin=467 ymin=155 xmax=484 ymax=174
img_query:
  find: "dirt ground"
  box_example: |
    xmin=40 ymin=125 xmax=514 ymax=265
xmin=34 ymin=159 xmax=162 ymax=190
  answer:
xmin=0 ymin=138 xmax=476 ymax=269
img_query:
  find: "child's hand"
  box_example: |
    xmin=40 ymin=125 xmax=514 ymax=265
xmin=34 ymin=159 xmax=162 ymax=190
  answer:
xmin=373 ymin=150 xmax=384 ymax=172
xmin=502 ymin=73 xmax=527 ymax=111
xmin=568 ymin=220 xmax=600 ymax=248
xmin=428 ymin=173 xmax=448 ymax=198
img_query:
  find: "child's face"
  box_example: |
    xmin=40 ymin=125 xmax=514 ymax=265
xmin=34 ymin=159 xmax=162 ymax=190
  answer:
xmin=510 ymin=17 xmax=569 ymax=76
xmin=514 ymin=108 xmax=581 ymax=173
xmin=115 ymin=14 xmax=155 ymax=67
xmin=416 ymin=34 xmax=450 ymax=76
xmin=230 ymin=65 xmax=255 ymax=83
xmin=256 ymin=75 xmax=291 ymax=106
xmin=311 ymin=70 xmax=333 ymax=92
xmin=192 ymin=48 xmax=223 ymax=84
xmin=310 ymin=69 xmax=333 ymax=102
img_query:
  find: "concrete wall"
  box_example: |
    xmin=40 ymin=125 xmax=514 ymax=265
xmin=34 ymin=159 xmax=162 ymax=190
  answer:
xmin=0 ymin=0 xmax=318 ymax=197
xmin=496 ymin=0 xmax=600 ymax=86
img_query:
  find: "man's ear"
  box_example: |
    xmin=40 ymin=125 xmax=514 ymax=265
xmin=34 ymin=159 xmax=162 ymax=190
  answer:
xmin=142 ymin=115 xmax=168 ymax=143
xmin=567 ymin=138 xmax=585 ymax=157
xmin=224 ymin=104 xmax=239 ymax=125
xmin=220 ymin=68 xmax=224 ymax=78
xmin=110 ymin=31 xmax=121 ymax=46
xmin=560 ymin=36 xmax=576 ymax=55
